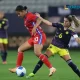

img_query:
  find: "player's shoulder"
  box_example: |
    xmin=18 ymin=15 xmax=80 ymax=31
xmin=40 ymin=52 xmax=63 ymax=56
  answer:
xmin=59 ymin=22 xmax=75 ymax=32
xmin=68 ymin=27 xmax=75 ymax=32
xmin=27 ymin=12 xmax=35 ymax=17
xmin=25 ymin=12 xmax=33 ymax=19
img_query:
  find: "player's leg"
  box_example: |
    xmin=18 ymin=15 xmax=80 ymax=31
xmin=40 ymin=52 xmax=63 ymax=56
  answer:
xmin=0 ymin=38 xmax=8 ymax=64
xmin=33 ymin=50 xmax=53 ymax=74
xmin=9 ymin=38 xmax=33 ymax=73
xmin=16 ymin=41 xmax=32 ymax=67
xmin=2 ymin=38 xmax=8 ymax=64
xmin=27 ymin=44 xmax=57 ymax=78
xmin=0 ymin=43 xmax=6 ymax=63
xmin=26 ymin=49 xmax=54 ymax=78
xmin=34 ymin=44 xmax=56 ymax=76
xmin=33 ymin=34 xmax=56 ymax=76
xmin=2 ymin=43 xmax=8 ymax=64
xmin=59 ymin=49 xmax=80 ymax=77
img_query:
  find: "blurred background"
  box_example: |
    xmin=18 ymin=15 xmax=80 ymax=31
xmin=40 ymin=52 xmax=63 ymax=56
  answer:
xmin=0 ymin=0 xmax=80 ymax=49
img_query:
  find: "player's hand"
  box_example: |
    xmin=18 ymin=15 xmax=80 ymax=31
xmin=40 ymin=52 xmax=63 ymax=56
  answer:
xmin=35 ymin=13 xmax=41 ymax=18
xmin=32 ymin=27 xmax=36 ymax=36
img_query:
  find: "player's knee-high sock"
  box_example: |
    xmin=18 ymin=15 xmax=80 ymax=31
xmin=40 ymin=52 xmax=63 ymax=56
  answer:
xmin=33 ymin=54 xmax=48 ymax=74
xmin=1 ymin=51 xmax=7 ymax=61
xmin=39 ymin=54 xmax=52 ymax=68
xmin=66 ymin=59 xmax=80 ymax=77
xmin=33 ymin=60 xmax=43 ymax=74
xmin=16 ymin=52 xmax=23 ymax=67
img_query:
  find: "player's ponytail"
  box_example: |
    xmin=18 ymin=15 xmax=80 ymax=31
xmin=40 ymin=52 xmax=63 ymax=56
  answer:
xmin=23 ymin=6 xmax=27 ymax=10
xmin=71 ymin=15 xmax=80 ymax=28
xmin=15 ymin=5 xmax=27 ymax=11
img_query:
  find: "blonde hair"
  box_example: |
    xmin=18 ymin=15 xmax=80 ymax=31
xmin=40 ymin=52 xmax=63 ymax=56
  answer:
xmin=71 ymin=16 xmax=80 ymax=28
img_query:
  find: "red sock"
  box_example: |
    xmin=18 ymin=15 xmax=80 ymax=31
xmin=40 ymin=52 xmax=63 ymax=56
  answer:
xmin=16 ymin=52 xmax=23 ymax=67
xmin=39 ymin=54 xmax=52 ymax=68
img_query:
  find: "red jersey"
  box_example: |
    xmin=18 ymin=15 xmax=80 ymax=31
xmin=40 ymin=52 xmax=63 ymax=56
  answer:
xmin=24 ymin=12 xmax=44 ymax=36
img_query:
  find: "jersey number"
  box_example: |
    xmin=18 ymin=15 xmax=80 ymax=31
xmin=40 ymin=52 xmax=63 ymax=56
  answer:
xmin=34 ymin=37 xmax=38 ymax=41
xmin=59 ymin=33 xmax=62 ymax=38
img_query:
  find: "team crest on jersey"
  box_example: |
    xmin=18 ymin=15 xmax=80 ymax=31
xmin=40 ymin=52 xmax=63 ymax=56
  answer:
xmin=65 ymin=31 xmax=69 ymax=34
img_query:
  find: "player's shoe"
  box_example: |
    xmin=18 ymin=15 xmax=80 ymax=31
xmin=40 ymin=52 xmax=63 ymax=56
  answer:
xmin=2 ymin=61 xmax=7 ymax=64
xmin=26 ymin=73 xmax=35 ymax=78
xmin=9 ymin=67 xmax=17 ymax=73
xmin=49 ymin=67 xmax=56 ymax=76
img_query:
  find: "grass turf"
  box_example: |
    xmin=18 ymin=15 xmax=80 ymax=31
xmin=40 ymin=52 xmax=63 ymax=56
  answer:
xmin=0 ymin=50 xmax=80 ymax=80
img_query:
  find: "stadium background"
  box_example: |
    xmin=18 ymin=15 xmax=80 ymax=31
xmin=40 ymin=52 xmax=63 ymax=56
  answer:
xmin=0 ymin=0 xmax=80 ymax=49
xmin=0 ymin=0 xmax=80 ymax=80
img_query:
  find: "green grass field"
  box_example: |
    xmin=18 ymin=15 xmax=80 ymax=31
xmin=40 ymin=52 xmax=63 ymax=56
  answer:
xmin=0 ymin=50 xmax=80 ymax=80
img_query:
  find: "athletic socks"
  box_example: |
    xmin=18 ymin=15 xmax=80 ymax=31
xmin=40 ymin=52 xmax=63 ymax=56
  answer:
xmin=16 ymin=52 xmax=23 ymax=67
xmin=33 ymin=60 xmax=43 ymax=74
xmin=39 ymin=54 xmax=52 ymax=68
xmin=33 ymin=54 xmax=48 ymax=74
xmin=16 ymin=52 xmax=52 ymax=69
xmin=1 ymin=51 xmax=7 ymax=62
xmin=67 ymin=59 xmax=80 ymax=77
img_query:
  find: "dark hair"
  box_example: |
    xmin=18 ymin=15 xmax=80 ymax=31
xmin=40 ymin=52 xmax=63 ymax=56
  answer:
xmin=15 ymin=5 xmax=27 ymax=11
xmin=64 ymin=15 xmax=72 ymax=22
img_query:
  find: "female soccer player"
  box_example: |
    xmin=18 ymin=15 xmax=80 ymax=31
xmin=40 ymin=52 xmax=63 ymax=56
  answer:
xmin=27 ymin=14 xmax=80 ymax=78
xmin=0 ymin=12 xmax=9 ymax=64
xmin=9 ymin=5 xmax=56 ymax=76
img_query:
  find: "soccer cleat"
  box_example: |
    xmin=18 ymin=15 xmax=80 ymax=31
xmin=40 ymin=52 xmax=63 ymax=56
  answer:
xmin=9 ymin=67 xmax=17 ymax=73
xmin=2 ymin=61 xmax=7 ymax=64
xmin=49 ymin=67 xmax=56 ymax=76
xmin=26 ymin=73 xmax=35 ymax=78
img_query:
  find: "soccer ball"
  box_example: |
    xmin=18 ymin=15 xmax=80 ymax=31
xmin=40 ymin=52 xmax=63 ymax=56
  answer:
xmin=16 ymin=66 xmax=26 ymax=77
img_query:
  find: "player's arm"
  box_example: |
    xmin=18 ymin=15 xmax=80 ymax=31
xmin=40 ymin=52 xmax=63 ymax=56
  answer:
xmin=33 ymin=17 xmax=42 ymax=29
xmin=36 ymin=13 xmax=61 ymax=28
xmin=32 ymin=17 xmax=42 ymax=35
xmin=29 ymin=13 xmax=42 ymax=35
xmin=36 ymin=13 xmax=52 ymax=26
xmin=75 ymin=37 xmax=80 ymax=44
xmin=73 ymin=34 xmax=80 ymax=44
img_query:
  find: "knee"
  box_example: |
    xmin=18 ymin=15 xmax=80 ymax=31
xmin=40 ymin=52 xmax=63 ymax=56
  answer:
xmin=34 ymin=49 xmax=41 ymax=57
xmin=0 ymin=46 xmax=5 ymax=51
xmin=18 ymin=47 xmax=22 ymax=52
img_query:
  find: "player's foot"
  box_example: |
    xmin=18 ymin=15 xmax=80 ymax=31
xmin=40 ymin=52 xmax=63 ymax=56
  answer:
xmin=26 ymin=73 xmax=35 ymax=78
xmin=49 ymin=67 xmax=56 ymax=76
xmin=2 ymin=61 xmax=7 ymax=64
xmin=9 ymin=67 xmax=17 ymax=73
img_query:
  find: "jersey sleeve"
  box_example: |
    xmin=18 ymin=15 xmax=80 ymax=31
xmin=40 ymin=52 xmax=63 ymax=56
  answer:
xmin=28 ymin=13 xmax=38 ymax=22
xmin=52 ymin=23 xmax=61 ymax=28
xmin=71 ymin=30 xmax=78 ymax=38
